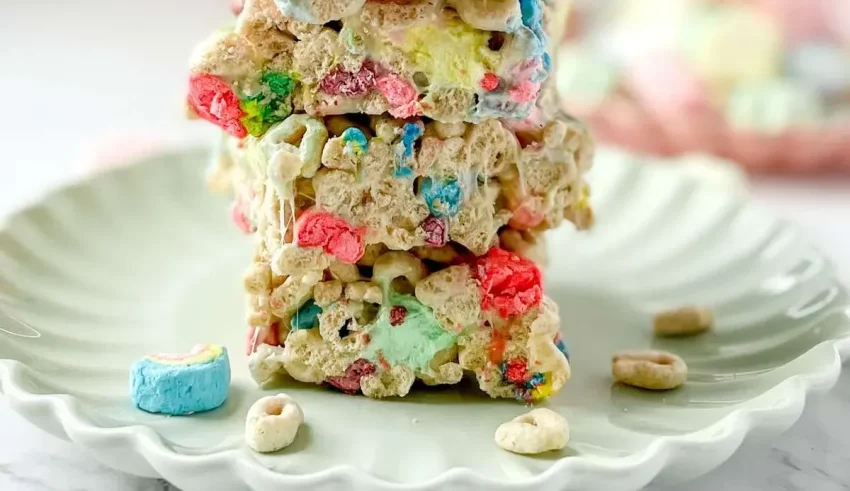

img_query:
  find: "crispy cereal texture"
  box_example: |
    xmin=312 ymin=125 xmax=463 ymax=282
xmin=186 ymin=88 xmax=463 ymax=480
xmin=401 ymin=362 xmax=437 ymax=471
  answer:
xmin=191 ymin=0 xmax=596 ymax=403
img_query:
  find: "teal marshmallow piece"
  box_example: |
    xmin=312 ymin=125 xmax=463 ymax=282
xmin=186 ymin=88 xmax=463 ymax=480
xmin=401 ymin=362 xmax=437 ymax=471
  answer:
xmin=363 ymin=293 xmax=458 ymax=373
xmin=291 ymin=299 xmax=323 ymax=330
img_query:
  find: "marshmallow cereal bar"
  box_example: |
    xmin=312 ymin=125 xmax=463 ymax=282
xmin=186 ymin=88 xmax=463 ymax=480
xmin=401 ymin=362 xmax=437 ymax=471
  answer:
xmin=189 ymin=0 xmax=594 ymax=403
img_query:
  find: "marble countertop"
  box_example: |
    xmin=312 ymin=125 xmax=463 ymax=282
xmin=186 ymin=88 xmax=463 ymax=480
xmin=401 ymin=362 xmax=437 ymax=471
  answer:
xmin=1 ymin=1 xmax=850 ymax=490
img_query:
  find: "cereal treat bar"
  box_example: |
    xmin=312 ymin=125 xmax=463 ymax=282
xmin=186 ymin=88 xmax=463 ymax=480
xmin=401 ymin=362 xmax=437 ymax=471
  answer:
xmin=189 ymin=0 xmax=594 ymax=403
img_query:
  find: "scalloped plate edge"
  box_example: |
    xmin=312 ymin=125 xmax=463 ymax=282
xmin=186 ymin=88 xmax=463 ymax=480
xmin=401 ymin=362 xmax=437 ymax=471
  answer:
xmin=2 ymin=337 xmax=849 ymax=491
xmin=0 ymin=149 xmax=849 ymax=491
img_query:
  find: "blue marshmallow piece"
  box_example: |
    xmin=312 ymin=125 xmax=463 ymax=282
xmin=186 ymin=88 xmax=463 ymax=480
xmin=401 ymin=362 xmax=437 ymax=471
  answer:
xmin=394 ymin=120 xmax=425 ymax=177
xmin=421 ymin=177 xmax=463 ymax=218
xmin=342 ymin=127 xmax=369 ymax=156
xmin=130 ymin=345 xmax=231 ymax=416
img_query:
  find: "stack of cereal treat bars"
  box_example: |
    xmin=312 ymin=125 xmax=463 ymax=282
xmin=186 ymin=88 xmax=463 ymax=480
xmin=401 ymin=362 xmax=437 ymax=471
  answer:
xmin=188 ymin=0 xmax=594 ymax=403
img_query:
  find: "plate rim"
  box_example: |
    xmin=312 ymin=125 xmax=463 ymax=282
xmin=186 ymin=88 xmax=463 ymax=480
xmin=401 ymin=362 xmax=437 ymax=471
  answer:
xmin=1 ymin=147 xmax=849 ymax=491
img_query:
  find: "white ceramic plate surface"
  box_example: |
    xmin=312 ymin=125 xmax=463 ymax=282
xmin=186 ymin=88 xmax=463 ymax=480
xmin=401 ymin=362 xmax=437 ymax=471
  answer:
xmin=1 ymin=148 xmax=848 ymax=491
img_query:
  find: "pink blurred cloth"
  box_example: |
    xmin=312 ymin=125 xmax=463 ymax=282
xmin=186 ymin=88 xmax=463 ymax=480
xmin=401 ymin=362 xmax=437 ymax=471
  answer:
xmin=571 ymin=99 xmax=850 ymax=173
xmin=750 ymin=0 xmax=833 ymax=45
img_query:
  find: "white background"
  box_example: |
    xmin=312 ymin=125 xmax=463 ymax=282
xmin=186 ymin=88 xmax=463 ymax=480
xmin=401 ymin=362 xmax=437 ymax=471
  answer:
xmin=1 ymin=1 xmax=849 ymax=490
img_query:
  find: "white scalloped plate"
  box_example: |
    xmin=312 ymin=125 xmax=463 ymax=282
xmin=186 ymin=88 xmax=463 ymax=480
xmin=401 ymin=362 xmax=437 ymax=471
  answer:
xmin=1 ymin=148 xmax=848 ymax=491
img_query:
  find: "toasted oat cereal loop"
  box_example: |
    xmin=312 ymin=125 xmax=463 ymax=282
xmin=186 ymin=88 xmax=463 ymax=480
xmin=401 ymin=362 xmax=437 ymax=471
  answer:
xmin=494 ymin=408 xmax=569 ymax=455
xmin=262 ymin=114 xmax=329 ymax=179
xmin=653 ymin=306 xmax=714 ymax=337
xmin=245 ymin=393 xmax=304 ymax=453
xmin=612 ymin=350 xmax=687 ymax=391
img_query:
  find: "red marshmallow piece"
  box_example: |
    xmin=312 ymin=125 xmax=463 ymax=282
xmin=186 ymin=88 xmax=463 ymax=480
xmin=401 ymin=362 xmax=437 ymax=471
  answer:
xmin=245 ymin=323 xmax=281 ymax=355
xmin=389 ymin=306 xmax=408 ymax=326
xmin=327 ymin=358 xmax=377 ymax=394
xmin=319 ymin=62 xmax=378 ymax=97
xmin=296 ymin=211 xmax=366 ymax=264
xmin=376 ymin=73 xmax=422 ymax=118
xmin=508 ymin=80 xmax=541 ymax=104
xmin=188 ymin=73 xmax=247 ymax=138
xmin=421 ymin=216 xmax=447 ymax=246
xmin=472 ymin=248 xmax=543 ymax=318
xmin=508 ymin=198 xmax=545 ymax=230
xmin=504 ymin=359 xmax=529 ymax=384
xmin=480 ymin=72 xmax=500 ymax=92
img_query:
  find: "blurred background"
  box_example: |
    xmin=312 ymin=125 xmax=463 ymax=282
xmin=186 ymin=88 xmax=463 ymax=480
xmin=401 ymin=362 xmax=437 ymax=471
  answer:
xmin=0 ymin=2 xmax=231 ymax=213
xmin=559 ymin=0 xmax=850 ymax=171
